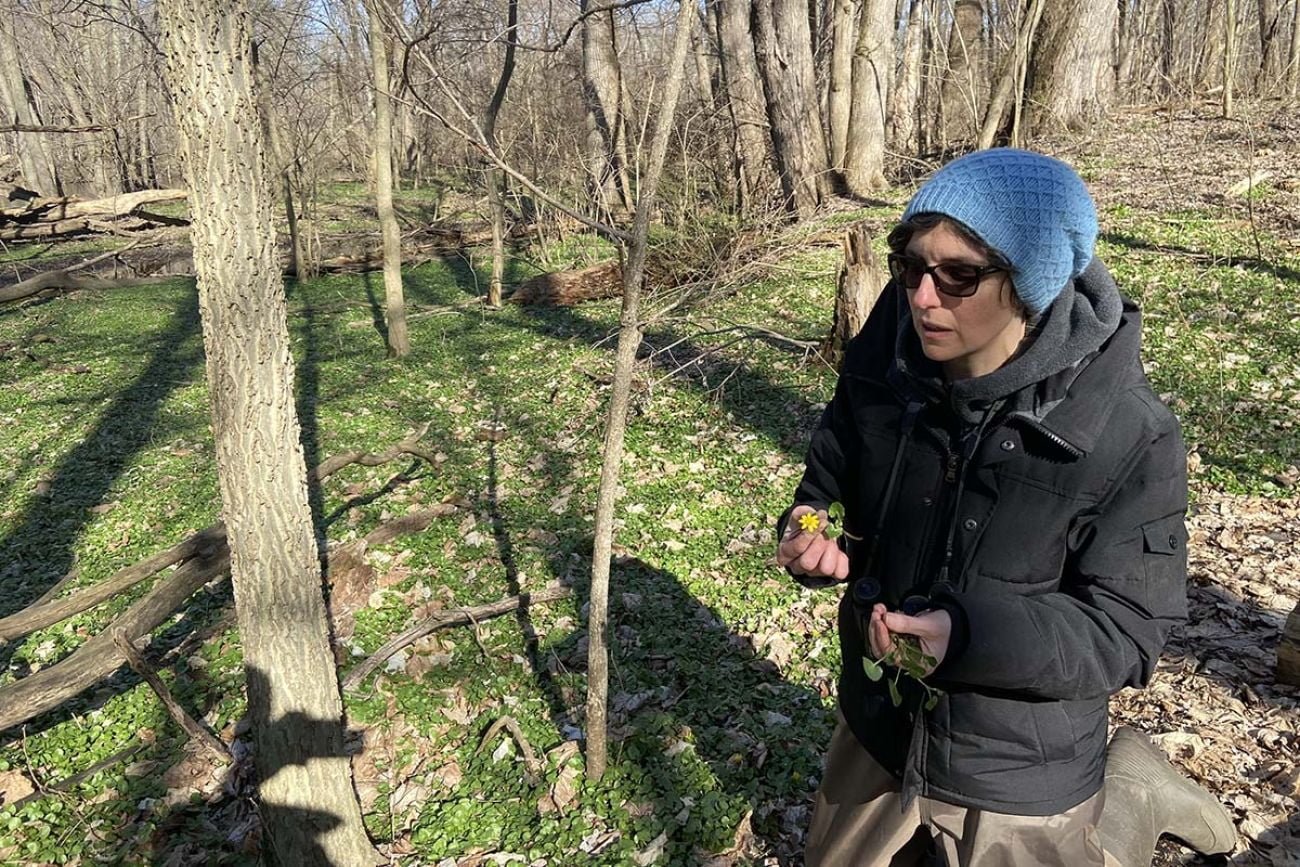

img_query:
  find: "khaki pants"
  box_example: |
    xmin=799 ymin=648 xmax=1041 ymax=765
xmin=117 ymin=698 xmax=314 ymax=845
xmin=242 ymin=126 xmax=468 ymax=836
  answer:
xmin=806 ymin=718 xmax=1120 ymax=867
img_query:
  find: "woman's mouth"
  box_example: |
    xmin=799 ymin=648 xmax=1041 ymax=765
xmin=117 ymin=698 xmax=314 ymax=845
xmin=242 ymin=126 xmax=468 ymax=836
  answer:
xmin=920 ymin=321 xmax=953 ymax=337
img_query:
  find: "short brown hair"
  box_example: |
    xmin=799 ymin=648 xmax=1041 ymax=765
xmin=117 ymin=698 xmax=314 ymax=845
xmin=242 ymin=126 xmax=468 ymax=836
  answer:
xmin=886 ymin=214 xmax=1027 ymax=316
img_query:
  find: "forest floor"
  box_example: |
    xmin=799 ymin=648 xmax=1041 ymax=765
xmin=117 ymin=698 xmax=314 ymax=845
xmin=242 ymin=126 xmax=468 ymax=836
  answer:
xmin=0 ymin=100 xmax=1297 ymax=866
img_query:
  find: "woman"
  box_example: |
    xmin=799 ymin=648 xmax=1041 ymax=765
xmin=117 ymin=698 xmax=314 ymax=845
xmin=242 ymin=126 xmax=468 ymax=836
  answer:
xmin=776 ymin=149 xmax=1234 ymax=866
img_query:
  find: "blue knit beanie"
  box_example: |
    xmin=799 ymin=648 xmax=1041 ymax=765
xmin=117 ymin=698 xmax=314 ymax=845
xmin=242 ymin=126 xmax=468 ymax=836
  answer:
xmin=901 ymin=148 xmax=1098 ymax=315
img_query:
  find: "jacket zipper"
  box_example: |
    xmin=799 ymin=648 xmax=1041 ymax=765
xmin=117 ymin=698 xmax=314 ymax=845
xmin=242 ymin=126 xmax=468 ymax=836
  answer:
xmin=1020 ymin=417 xmax=1084 ymax=458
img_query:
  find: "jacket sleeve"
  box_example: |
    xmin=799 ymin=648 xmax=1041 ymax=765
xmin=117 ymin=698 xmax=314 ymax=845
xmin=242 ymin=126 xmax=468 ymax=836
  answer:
xmin=776 ymin=370 xmax=861 ymax=589
xmin=776 ymin=283 xmax=904 ymax=588
xmin=932 ymin=410 xmax=1189 ymax=701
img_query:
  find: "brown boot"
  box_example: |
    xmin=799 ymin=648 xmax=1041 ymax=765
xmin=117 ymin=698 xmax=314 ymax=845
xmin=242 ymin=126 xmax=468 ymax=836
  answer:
xmin=1097 ymin=727 xmax=1237 ymax=867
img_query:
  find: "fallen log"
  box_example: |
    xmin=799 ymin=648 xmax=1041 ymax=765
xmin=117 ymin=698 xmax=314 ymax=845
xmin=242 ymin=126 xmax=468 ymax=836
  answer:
xmin=0 ymin=426 xmax=449 ymax=735
xmin=1 ymin=188 xmax=186 ymax=222
xmin=0 ymin=189 xmax=187 ymax=242
xmin=0 ymin=546 xmax=231 ymax=733
xmin=0 ymin=526 xmax=227 ymax=642
xmin=508 ymin=260 xmax=623 ymax=306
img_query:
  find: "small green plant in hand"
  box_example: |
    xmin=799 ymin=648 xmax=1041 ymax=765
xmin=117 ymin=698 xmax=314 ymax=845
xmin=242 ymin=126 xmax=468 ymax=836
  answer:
xmin=861 ymin=634 xmax=941 ymax=711
xmin=799 ymin=501 xmax=845 ymax=539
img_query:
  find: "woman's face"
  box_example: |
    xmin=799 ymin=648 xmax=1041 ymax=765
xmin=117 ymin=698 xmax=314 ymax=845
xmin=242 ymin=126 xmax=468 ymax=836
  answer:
xmin=902 ymin=221 xmax=1027 ymax=381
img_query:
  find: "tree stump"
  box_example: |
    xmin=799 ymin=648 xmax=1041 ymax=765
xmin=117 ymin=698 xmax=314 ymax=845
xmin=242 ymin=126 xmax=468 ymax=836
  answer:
xmin=821 ymin=224 xmax=884 ymax=370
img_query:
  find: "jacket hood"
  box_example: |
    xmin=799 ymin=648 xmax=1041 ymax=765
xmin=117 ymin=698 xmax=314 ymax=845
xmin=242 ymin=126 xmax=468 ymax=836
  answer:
xmin=891 ymin=257 xmax=1125 ymax=426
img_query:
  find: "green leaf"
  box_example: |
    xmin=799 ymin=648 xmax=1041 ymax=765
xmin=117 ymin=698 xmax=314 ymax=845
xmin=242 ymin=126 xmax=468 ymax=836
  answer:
xmin=925 ymin=694 xmax=939 ymax=711
xmin=823 ymin=525 xmax=842 ymax=540
xmin=862 ymin=657 xmax=883 ymax=681
xmin=828 ymin=501 xmax=844 ymax=521
xmin=887 ymin=679 xmax=902 ymax=707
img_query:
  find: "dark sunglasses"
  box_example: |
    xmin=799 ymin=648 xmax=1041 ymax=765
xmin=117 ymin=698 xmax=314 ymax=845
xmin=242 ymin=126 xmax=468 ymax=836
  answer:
xmin=887 ymin=253 xmax=1007 ymax=298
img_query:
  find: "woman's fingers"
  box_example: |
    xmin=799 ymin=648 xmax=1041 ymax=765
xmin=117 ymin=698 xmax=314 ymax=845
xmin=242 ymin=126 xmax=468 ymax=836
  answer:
xmin=816 ymin=539 xmax=842 ymax=577
xmin=796 ymin=536 xmax=829 ymax=573
xmin=868 ymin=604 xmax=892 ymax=658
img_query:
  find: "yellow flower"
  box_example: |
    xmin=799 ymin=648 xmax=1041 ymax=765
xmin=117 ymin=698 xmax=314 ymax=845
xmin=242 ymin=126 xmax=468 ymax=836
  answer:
xmin=798 ymin=512 xmax=821 ymax=534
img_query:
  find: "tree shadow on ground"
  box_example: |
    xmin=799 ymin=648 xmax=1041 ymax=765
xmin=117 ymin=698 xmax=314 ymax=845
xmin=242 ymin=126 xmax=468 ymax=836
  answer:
xmin=545 ymin=549 xmax=835 ymax=863
xmin=419 ymin=251 xmax=823 ymax=459
xmin=1101 ymin=230 xmax=1300 ymax=286
xmin=0 ymin=289 xmax=204 ymax=674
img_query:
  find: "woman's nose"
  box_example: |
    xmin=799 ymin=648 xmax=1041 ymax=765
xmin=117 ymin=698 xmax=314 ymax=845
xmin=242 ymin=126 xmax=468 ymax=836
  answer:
xmin=911 ymin=273 xmax=942 ymax=308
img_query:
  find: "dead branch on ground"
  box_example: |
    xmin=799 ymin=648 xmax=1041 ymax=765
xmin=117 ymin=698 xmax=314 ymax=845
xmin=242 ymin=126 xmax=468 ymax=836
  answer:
xmin=343 ymin=585 xmax=571 ymax=690
xmin=476 ymin=715 xmax=542 ymax=784
xmin=0 ymin=426 xmax=450 ymax=735
xmin=112 ymin=629 xmax=230 ymax=763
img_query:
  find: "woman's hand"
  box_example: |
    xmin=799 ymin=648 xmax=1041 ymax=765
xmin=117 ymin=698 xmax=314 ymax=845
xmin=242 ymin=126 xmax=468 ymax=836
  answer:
xmin=871 ymin=605 xmax=951 ymax=676
xmin=776 ymin=505 xmax=849 ymax=581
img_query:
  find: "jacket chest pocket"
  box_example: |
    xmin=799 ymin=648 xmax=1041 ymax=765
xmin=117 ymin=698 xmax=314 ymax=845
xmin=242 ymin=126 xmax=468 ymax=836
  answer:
xmin=960 ymin=475 xmax=1085 ymax=589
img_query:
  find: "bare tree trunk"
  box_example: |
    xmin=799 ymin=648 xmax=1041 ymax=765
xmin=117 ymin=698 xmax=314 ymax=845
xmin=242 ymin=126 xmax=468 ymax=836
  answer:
xmin=940 ymin=0 xmax=985 ymax=147
xmin=1197 ymin=0 xmax=1226 ymax=90
xmin=255 ymin=49 xmax=309 ymax=281
xmin=483 ymin=0 xmax=519 ymax=308
xmin=888 ymin=0 xmax=925 ymax=154
xmin=582 ymin=0 xmax=633 ymax=219
xmin=586 ymin=0 xmax=696 ymax=783
xmin=366 ymin=0 xmax=410 ymax=356
xmin=1257 ymin=0 xmax=1284 ymax=88
xmin=753 ymin=0 xmax=831 ymax=216
xmin=1164 ymin=0 xmax=1185 ymax=95
xmin=843 ymin=0 xmax=893 ymax=193
xmin=1224 ymin=0 xmax=1238 ymax=118
xmin=1026 ymin=0 xmax=1118 ymax=134
xmin=156 ymin=1 xmax=382 ymax=864
xmin=0 ymin=7 xmax=59 ymax=195
xmin=713 ymin=0 xmax=774 ymax=212
xmin=978 ymin=0 xmax=1045 ymax=150
xmin=1289 ymin=0 xmax=1300 ymax=97
xmin=828 ymin=0 xmax=856 ymax=171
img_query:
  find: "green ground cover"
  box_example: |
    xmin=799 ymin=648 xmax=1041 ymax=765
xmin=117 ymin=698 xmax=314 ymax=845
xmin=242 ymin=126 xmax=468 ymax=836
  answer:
xmin=0 ymin=193 xmax=1297 ymax=864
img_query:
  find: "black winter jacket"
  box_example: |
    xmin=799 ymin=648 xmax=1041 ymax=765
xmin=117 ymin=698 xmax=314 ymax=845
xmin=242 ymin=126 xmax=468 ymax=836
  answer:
xmin=785 ymin=259 xmax=1188 ymax=815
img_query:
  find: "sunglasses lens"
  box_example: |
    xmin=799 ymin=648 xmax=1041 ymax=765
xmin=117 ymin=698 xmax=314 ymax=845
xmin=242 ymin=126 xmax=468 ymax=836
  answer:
xmin=889 ymin=255 xmax=924 ymax=288
xmin=934 ymin=265 xmax=979 ymax=296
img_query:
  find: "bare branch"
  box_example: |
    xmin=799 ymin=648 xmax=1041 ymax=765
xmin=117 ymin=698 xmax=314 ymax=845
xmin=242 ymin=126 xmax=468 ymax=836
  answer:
xmin=342 ymin=585 xmax=572 ymax=690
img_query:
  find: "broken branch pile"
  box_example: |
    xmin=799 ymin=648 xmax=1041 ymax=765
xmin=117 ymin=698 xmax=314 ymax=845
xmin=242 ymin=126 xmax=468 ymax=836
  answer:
xmin=1 ymin=188 xmax=188 ymax=240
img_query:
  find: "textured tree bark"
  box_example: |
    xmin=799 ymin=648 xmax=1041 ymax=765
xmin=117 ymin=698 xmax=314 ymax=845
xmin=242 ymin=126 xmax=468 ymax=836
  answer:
xmin=887 ymin=0 xmax=925 ymax=154
xmin=752 ymin=0 xmax=830 ymax=216
xmin=827 ymin=0 xmax=856 ymax=171
xmin=821 ymin=224 xmax=882 ymax=369
xmin=1256 ymin=0 xmax=1283 ymax=88
xmin=940 ymin=0 xmax=984 ymax=147
xmin=1289 ymin=0 xmax=1300 ymax=97
xmin=508 ymin=260 xmax=623 ymax=305
xmin=843 ymin=0 xmax=893 ymax=194
xmin=156 ymin=1 xmax=382 ymax=863
xmin=585 ymin=0 xmax=696 ymax=782
xmin=581 ymin=0 xmax=633 ymax=219
xmin=483 ymin=0 xmax=519 ymax=308
xmin=0 ymin=7 xmax=59 ymax=196
xmin=1224 ymin=0 xmax=1238 ymax=118
xmin=1026 ymin=0 xmax=1117 ymax=134
xmin=713 ymin=0 xmax=774 ymax=213
xmin=367 ymin=0 xmax=410 ymax=356
xmin=977 ymin=0 xmax=1044 ymax=150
